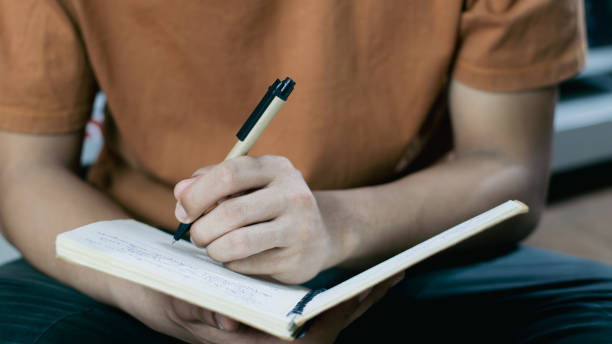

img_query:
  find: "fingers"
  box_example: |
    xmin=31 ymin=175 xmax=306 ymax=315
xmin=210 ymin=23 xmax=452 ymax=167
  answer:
xmin=169 ymin=296 xmax=291 ymax=344
xmin=173 ymin=177 xmax=198 ymax=200
xmin=189 ymin=188 xmax=288 ymax=248
xmin=173 ymin=155 xmax=328 ymax=285
xmin=223 ymin=247 xmax=302 ymax=281
xmin=204 ymin=220 xmax=289 ymax=262
xmin=213 ymin=313 xmax=240 ymax=332
xmin=175 ymin=156 xmax=275 ymax=223
xmin=169 ymin=297 xmax=240 ymax=332
xmin=222 ymin=247 xmax=287 ymax=274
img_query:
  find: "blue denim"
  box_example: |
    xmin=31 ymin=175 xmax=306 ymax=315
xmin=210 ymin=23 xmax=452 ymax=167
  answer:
xmin=1 ymin=246 xmax=611 ymax=343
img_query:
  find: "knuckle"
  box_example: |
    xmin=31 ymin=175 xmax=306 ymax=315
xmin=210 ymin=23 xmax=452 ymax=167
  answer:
xmin=264 ymin=155 xmax=294 ymax=172
xmin=251 ymin=155 xmax=265 ymax=170
xmin=215 ymin=163 xmax=237 ymax=185
xmin=288 ymin=188 xmax=316 ymax=208
xmin=220 ymin=199 xmax=248 ymax=222
xmin=292 ymin=167 xmax=305 ymax=180
xmin=240 ymin=155 xmax=259 ymax=167
xmin=276 ymin=156 xmax=294 ymax=171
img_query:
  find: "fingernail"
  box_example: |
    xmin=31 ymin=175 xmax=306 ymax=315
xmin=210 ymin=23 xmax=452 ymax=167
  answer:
xmin=214 ymin=313 xmax=237 ymax=331
xmin=175 ymin=202 xmax=189 ymax=222
xmin=214 ymin=312 xmax=225 ymax=330
xmin=174 ymin=177 xmax=197 ymax=199
xmin=358 ymin=288 xmax=372 ymax=303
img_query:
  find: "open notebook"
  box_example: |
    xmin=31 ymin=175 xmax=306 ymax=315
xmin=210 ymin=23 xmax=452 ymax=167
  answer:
xmin=56 ymin=200 xmax=527 ymax=340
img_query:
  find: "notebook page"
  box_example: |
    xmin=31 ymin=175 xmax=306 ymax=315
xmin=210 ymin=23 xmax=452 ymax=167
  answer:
xmin=294 ymin=200 xmax=528 ymax=324
xmin=57 ymin=220 xmax=309 ymax=320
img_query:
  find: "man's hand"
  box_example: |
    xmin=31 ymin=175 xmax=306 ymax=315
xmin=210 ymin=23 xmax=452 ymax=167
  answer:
xmin=122 ymin=269 xmax=403 ymax=344
xmin=116 ymin=278 xmax=241 ymax=343
xmin=174 ymin=155 xmax=346 ymax=284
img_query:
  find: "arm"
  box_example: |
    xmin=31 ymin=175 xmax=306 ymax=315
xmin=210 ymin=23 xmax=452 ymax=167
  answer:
xmin=176 ymin=78 xmax=556 ymax=280
xmin=0 ymin=130 xmax=393 ymax=343
xmin=0 ymin=131 xmax=241 ymax=342
xmin=0 ymin=131 xmax=129 ymax=303
xmin=320 ymin=79 xmax=556 ymax=267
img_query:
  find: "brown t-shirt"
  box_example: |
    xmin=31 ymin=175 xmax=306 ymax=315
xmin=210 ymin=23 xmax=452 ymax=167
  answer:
xmin=0 ymin=0 xmax=586 ymax=229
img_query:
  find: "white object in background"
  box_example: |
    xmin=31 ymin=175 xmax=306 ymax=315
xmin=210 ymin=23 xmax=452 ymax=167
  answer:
xmin=0 ymin=235 xmax=20 ymax=264
xmin=81 ymin=93 xmax=106 ymax=166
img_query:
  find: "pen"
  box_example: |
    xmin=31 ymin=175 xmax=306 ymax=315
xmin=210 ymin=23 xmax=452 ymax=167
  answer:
xmin=171 ymin=77 xmax=296 ymax=244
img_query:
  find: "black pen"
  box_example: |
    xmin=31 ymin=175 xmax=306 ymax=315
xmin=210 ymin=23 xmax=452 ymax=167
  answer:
xmin=172 ymin=77 xmax=296 ymax=244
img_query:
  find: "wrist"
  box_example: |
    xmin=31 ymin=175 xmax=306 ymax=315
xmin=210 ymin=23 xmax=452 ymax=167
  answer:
xmin=314 ymin=190 xmax=364 ymax=269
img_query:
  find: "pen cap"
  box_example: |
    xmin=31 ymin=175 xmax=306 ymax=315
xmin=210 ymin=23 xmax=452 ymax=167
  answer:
xmin=278 ymin=77 xmax=296 ymax=101
xmin=236 ymin=77 xmax=296 ymax=140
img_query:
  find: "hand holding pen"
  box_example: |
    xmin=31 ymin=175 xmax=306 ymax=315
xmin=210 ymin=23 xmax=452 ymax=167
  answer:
xmin=172 ymin=77 xmax=343 ymax=284
xmin=172 ymin=77 xmax=295 ymax=244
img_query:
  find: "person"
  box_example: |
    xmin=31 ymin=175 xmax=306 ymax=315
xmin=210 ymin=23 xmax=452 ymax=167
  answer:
xmin=0 ymin=0 xmax=610 ymax=342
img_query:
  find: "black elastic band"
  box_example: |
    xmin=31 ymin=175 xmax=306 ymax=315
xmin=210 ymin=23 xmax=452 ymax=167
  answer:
xmin=287 ymin=288 xmax=326 ymax=316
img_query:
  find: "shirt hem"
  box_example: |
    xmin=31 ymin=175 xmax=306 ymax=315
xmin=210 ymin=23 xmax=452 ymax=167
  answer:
xmin=0 ymin=104 xmax=91 ymax=134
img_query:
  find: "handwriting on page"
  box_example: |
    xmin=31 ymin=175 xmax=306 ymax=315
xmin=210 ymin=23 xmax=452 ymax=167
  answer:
xmin=61 ymin=219 xmax=310 ymax=318
xmin=86 ymin=231 xmax=274 ymax=306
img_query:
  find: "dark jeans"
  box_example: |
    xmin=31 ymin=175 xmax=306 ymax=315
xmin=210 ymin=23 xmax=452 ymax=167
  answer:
xmin=2 ymin=246 xmax=612 ymax=343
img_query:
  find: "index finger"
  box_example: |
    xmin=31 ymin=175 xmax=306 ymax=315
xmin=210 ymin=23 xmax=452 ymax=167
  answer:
xmin=176 ymin=156 xmax=273 ymax=222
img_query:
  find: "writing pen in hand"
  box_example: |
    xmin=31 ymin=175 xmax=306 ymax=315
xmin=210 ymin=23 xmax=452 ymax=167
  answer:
xmin=171 ymin=77 xmax=296 ymax=245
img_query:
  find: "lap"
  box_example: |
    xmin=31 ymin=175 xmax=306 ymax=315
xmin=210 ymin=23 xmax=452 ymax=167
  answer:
xmin=1 ymin=246 xmax=611 ymax=343
xmin=336 ymin=246 xmax=612 ymax=343
xmin=0 ymin=259 xmax=180 ymax=344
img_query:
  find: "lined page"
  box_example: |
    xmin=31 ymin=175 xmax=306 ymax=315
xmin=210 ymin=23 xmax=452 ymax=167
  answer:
xmin=57 ymin=220 xmax=309 ymax=320
xmin=294 ymin=200 xmax=528 ymax=324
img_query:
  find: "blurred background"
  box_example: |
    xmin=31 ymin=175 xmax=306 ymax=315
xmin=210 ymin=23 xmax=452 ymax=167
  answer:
xmin=1 ymin=0 xmax=611 ymax=265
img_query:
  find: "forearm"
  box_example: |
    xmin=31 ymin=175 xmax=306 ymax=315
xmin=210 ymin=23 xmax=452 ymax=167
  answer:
xmin=0 ymin=162 xmax=131 ymax=307
xmin=316 ymin=152 xmax=548 ymax=269
xmin=316 ymin=81 xmax=556 ymax=270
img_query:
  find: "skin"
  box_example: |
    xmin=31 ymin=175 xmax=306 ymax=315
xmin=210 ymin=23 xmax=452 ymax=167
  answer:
xmin=0 ymin=78 xmax=556 ymax=343
xmin=176 ymin=79 xmax=555 ymax=282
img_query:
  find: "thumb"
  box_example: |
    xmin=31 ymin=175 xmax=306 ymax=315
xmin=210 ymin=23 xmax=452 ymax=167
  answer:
xmin=173 ymin=176 xmax=198 ymax=199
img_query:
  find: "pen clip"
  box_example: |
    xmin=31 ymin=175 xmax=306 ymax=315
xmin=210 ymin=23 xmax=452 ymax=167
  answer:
xmin=236 ymin=79 xmax=281 ymax=141
xmin=235 ymin=77 xmax=295 ymax=141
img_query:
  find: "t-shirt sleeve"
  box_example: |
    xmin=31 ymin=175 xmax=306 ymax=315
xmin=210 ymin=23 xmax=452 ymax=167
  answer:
xmin=0 ymin=0 xmax=97 ymax=134
xmin=453 ymin=0 xmax=587 ymax=92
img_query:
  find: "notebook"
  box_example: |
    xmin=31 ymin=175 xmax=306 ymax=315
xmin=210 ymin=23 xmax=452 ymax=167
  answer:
xmin=56 ymin=200 xmax=527 ymax=340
